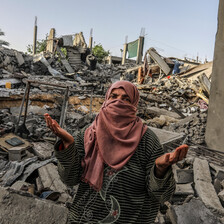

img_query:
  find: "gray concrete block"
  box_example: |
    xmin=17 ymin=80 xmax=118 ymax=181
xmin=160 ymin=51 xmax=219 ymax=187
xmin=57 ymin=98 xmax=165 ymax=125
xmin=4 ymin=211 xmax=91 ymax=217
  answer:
xmin=214 ymin=178 xmax=222 ymax=194
xmin=32 ymin=142 xmax=54 ymax=160
xmin=216 ymin=170 xmax=224 ymax=181
xmin=8 ymin=146 xmax=27 ymax=161
xmin=15 ymin=51 xmax=25 ymax=66
xmin=172 ymin=164 xmax=178 ymax=182
xmin=175 ymin=183 xmax=194 ymax=196
xmin=218 ymin=190 xmax=224 ymax=205
xmin=172 ymin=183 xmax=194 ymax=203
xmin=11 ymin=180 xmax=30 ymax=191
xmin=149 ymin=126 xmax=184 ymax=146
xmin=195 ymin=180 xmax=224 ymax=214
xmin=0 ymin=186 xmax=68 ymax=224
xmin=38 ymin=163 xmax=72 ymax=203
xmin=167 ymin=198 xmax=222 ymax=224
xmin=193 ymin=158 xmax=212 ymax=183
xmin=176 ymin=169 xmax=193 ymax=184
xmin=3 ymin=56 xmax=12 ymax=66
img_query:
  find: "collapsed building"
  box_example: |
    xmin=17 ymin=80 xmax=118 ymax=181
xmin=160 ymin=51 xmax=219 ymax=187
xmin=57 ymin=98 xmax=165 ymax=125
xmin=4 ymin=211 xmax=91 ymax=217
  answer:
xmin=0 ymin=26 xmax=224 ymax=224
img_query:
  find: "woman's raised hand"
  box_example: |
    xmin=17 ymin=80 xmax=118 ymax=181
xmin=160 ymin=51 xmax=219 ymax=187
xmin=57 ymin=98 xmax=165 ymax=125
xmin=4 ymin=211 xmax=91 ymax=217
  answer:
xmin=44 ymin=113 xmax=74 ymax=149
xmin=155 ymin=144 xmax=189 ymax=178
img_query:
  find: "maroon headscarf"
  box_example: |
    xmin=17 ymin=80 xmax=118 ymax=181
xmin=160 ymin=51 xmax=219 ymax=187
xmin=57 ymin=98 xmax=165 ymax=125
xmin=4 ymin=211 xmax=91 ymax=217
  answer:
xmin=82 ymin=81 xmax=147 ymax=191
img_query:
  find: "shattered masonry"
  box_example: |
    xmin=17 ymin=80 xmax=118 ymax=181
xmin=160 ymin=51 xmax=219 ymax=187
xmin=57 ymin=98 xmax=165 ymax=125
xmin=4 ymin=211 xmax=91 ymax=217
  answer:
xmin=0 ymin=31 xmax=224 ymax=224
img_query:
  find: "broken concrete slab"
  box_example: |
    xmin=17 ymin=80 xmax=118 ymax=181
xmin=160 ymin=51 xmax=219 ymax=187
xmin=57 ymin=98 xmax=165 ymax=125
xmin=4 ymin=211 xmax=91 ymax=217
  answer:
xmin=193 ymin=158 xmax=224 ymax=214
xmin=167 ymin=198 xmax=222 ymax=224
xmin=147 ymin=48 xmax=171 ymax=75
xmin=149 ymin=126 xmax=184 ymax=146
xmin=3 ymin=56 xmax=12 ymax=66
xmin=172 ymin=183 xmax=194 ymax=203
xmin=176 ymin=169 xmax=193 ymax=184
xmin=195 ymin=180 xmax=224 ymax=214
xmin=19 ymin=157 xmax=56 ymax=182
xmin=218 ymin=190 xmax=224 ymax=206
xmin=0 ymin=157 xmax=38 ymax=186
xmin=209 ymin=163 xmax=224 ymax=179
xmin=147 ymin=107 xmax=181 ymax=119
xmin=216 ymin=170 xmax=224 ymax=182
xmin=0 ymin=186 xmax=68 ymax=224
xmin=8 ymin=146 xmax=27 ymax=161
xmin=193 ymin=158 xmax=212 ymax=183
xmin=32 ymin=141 xmax=54 ymax=160
xmin=11 ymin=180 xmax=31 ymax=192
xmin=14 ymin=51 xmax=25 ymax=66
xmin=38 ymin=163 xmax=72 ymax=203
xmin=214 ymin=178 xmax=222 ymax=194
xmin=175 ymin=183 xmax=194 ymax=196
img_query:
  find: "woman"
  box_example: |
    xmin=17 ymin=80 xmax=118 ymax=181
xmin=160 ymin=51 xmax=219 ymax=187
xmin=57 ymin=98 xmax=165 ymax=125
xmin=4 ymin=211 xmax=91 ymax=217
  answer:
xmin=45 ymin=80 xmax=188 ymax=223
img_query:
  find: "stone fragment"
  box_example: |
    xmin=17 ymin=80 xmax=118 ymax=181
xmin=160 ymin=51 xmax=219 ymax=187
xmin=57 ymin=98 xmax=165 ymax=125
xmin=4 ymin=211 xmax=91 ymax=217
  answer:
xmin=36 ymin=177 xmax=44 ymax=192
xmin=14 ymin=51 xmax=25 ymax=66
xmin=218 ymin=190 xmax=224 ymax=206
xmin=216 ymin=170 xmax=224 ymax=181
xmin=32 ymin=142 xmax=54 ymax=160
xmin=172 ymin=183 xmax=194 ymax=202
xmin=195 ymin=180 xmax=224 ymax=214
xmin=155 ymin=212 xmax=166 ymax=224
xmin=193 ymin=158 xmax=212 ymax=183
xmin=0 ymin=186 xmax=68 ymax=224
xmin=8 ymin=146 xmax=27 ymax=161
xmin=167 ymin=198 xmax=222 ymax=224
xmin=11 ymin=180 xmax=30 ymax=191
xmin=146 ymin=107 xmax=181 ymax=119
xmin=175 ymin=183 xmax=194 ymax=196
xmin=176 ymin=169 xmax=193 ymax=184
xmin=3 ymin=56 xmax=11 ymax=65
xmin=193 ymin=158 xmax=224 ymax=214
xmin=210 ymin=163 xmax=224 ymax=180
xmin=214 ymin=178 xmax=222 ymax=194
xmin=38 ymin=163 xmax=72 ymax=203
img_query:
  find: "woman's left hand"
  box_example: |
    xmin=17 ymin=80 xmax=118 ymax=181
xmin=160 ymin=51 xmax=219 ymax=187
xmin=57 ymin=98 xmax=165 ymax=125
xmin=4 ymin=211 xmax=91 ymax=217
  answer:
xmin=155 ymin=144 xmax=189 ymax=178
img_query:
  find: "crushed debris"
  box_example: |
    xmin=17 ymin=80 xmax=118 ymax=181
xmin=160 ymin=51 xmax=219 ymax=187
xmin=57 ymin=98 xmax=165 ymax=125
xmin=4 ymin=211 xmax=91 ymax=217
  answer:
xmin=0 ymin=29 xmax=223 ymax=224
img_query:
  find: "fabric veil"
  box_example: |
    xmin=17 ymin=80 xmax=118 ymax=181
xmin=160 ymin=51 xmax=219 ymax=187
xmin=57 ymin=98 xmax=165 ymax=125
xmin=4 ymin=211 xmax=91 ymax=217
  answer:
xmin=82 ymin=81 xmax=147 ymax=191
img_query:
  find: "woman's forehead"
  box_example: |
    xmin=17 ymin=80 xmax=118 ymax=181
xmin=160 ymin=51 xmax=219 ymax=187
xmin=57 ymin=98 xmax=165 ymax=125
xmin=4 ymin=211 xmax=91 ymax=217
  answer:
xmin=111 ymin=88 xmax=127 ymax=94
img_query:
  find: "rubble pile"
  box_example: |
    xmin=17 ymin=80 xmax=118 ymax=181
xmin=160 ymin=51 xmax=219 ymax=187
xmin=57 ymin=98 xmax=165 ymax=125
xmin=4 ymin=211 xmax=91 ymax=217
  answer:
xmin=164 ymin=111 xmax=207 ymax=145
xmin=0 ymin=105 xmax=96 ymax=141
xmin=1 ymin=41 xmax=223 ymax=224
xmin=136 ymin=76 xmax=208 ymax=145
xmin=0 ymin=47 xmax=32 ymax=75
xmin=0 ymin=47 xmax=137 ymax=96
xmin=138 ymin=76 xmax=203 ymax=115
xmin=0 ymin=47 xmax=65 ymax=77
xmin=154 ymin=155 xmax=224 ymax=224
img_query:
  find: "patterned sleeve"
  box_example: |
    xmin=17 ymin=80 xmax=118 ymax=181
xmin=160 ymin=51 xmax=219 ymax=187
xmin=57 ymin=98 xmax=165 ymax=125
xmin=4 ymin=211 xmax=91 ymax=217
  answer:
xmin=54 ymin=129 xmax=85 ymax=187
xmin=145 ymin=128 xmax=176 ymax=204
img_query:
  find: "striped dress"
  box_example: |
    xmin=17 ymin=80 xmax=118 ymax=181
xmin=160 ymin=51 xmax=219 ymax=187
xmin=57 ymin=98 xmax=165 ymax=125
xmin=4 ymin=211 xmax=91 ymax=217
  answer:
xmin=55 ymin=127 xmax=176 ymax=224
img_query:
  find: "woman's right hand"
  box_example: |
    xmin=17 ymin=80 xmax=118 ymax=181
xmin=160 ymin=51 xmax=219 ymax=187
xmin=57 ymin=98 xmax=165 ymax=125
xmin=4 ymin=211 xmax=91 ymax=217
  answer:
xmin=44 ymin=113 xmax=74 ymax=149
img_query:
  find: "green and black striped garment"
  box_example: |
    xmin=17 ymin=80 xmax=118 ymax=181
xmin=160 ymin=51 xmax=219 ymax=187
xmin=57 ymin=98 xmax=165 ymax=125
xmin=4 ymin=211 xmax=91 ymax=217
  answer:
xmin=55 ymin=127 xmax=176 ymax=224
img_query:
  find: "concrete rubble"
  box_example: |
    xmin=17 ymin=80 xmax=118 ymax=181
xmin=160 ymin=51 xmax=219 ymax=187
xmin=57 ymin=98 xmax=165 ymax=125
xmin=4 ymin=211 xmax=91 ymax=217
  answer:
xmin=0 ymin=31 xmax=223 ymax=224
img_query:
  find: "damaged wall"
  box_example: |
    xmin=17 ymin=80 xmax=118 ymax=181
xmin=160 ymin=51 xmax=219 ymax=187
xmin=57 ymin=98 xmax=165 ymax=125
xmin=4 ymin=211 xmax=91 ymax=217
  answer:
xmin=205 ymin=0 xmax=224 ymax=152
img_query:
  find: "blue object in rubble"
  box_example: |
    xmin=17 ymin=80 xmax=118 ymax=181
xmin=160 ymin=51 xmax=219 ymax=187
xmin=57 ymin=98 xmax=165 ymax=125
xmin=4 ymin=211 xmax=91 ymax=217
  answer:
xmin=172 ymin=60 xmax=181 ymax=74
